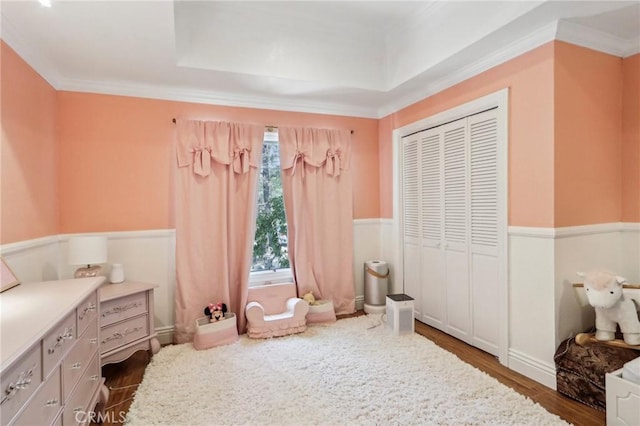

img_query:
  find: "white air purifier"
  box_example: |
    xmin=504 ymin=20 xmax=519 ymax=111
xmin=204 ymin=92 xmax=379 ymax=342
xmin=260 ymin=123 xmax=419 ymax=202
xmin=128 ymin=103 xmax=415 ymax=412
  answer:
xmin=386 ymin=294 xmax=415 ymax=335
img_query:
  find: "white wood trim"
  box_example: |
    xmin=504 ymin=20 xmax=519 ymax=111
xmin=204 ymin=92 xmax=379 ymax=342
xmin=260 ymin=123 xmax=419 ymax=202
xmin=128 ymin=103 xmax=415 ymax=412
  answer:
xmin=557 ymin=20 xmax=640 ymax=59
xmin=508 ymin=348 xmax=557 ymax=390
xmin=0 ymin=235 xmax=60 ymax=255
xmin=353 ymin=218 xmax=385 ymax=226
xmin=377 ymin=23 xmax=557 ymax=118
xmin=392 ymin=88 xmax=509 ymax=365
xmin=58 ymin=78 xmax=379 ymax=119
xmin=58 ymin=229 xmax=176 ymax=240
xmin=155 ymin=326 xmax=174 ymax=346
xmin=509 ymin=223 xmax=639 ymax=239
xmin=0 ymin=13 xmax=62 ymax=89
xmin=496 ymin=89 xmax=509 ymax=366
xmin=621 ymin=222 xmax=640 ymax=232
xmin=355 ymin=295 xmax=365 ymax=311
xmin=554 ymin=223 xmax=626 ymax=238
xmin=508 ymin=226 xmax=557 ymax=238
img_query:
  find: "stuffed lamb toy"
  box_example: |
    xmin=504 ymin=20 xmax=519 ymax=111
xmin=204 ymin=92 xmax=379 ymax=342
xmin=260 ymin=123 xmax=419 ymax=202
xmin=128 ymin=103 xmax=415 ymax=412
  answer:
xmin=578 ymin=270 xmax=640 ymax=345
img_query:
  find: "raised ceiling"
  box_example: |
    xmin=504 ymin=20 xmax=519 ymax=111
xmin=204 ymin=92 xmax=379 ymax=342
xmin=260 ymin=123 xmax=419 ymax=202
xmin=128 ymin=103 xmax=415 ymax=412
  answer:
xmin=1 ymin=1 xmax=638 ymax=118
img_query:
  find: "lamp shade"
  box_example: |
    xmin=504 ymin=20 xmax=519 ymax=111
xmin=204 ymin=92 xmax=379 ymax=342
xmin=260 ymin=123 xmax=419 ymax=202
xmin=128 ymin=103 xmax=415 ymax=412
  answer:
xmin=68 ymin=236 xmax=108 ymax=265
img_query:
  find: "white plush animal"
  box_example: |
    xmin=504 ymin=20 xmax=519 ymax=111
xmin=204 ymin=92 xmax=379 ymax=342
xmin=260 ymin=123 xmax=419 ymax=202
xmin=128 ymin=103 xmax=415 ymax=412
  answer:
xmin=578 ymin=270 xmax=640 ymax=345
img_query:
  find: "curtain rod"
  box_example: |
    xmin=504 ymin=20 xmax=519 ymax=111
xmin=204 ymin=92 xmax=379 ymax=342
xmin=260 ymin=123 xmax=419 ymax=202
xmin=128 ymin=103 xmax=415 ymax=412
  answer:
xmin=171 ymin=118 xmax=354 ymax=134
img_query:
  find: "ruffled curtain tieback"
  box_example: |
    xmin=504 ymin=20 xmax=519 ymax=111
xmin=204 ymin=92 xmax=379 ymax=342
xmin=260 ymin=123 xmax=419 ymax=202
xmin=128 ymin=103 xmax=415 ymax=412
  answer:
xmin=233 ymin=147 xmax=251 ymax=174
xmin=325 ymin=149 xmax=341 ymax=177
xmin=291 ymin=151 xmax=306 ymax=178
xmin=191 ymin=146 xmax=212 ymax=177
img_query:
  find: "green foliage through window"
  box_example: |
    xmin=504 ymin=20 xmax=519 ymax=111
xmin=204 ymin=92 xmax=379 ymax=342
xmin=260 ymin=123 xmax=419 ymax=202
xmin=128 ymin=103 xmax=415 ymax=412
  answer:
xmin=251 ymin=140 xmax=289 ymax=271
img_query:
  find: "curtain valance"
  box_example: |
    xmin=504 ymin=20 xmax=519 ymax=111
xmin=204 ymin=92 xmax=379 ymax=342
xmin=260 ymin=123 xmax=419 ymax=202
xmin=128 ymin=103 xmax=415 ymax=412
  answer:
xmin=278 ymin=127 xmax=351 ymax=177
xmin=176 ymin=119 xmax=264 ymax=177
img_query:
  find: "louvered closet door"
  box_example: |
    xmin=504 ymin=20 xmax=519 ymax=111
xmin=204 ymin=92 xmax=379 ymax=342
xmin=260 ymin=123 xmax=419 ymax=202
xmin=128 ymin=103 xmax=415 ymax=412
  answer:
xmin=469 ymin=109 xmax=500 ymax=355
xmin=419 ymin=128 xmax=446 ymax=330
xmin=442 ymin=119 xmax=471 ymax=344
xmin=402 ymin=134 xmax=422 ymax=318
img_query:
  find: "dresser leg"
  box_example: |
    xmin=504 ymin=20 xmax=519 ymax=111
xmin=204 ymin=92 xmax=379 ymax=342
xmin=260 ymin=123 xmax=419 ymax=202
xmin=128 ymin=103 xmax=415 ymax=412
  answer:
xmin=94 ymin=383 xmax=110 ymax=422
xmin=150 ymin=337 xmax=161 ymax=355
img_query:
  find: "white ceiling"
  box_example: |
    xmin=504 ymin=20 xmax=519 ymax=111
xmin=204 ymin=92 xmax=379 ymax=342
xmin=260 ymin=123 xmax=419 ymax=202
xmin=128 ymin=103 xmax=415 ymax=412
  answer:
xmin=1 ymin=1 xmax=638 ymax=118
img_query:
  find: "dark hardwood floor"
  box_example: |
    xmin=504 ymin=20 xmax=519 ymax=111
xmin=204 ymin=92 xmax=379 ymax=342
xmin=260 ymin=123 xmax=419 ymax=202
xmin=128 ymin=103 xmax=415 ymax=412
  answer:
xmin=98 ymin=314 xmax=604 ymax=425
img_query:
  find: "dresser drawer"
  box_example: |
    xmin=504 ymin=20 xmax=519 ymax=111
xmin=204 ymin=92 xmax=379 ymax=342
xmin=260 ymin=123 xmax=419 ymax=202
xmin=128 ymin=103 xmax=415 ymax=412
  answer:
xmin=0 ymin=344 xmax=42 ymax=425
xmin=101 ymin=314 xmax=149 ymax=354
xmin=12 ymin=366 xmax=61 ymax=426
xmin=63 ymin=317 xmax=99 ymax=399
xmin=76 ymin=292 xmax=98 ymax=336
xmin=63 ymin=353 xmax=100 ymax=426
xmin=101 ymin=292 xmax=147 ymax=327
xmin=42 ymin=312 xmax=76 ymax=378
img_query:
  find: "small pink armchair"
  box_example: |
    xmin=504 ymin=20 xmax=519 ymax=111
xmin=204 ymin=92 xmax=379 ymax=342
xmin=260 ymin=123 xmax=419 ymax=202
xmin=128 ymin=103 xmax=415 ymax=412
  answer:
xmin=245 ymin=282 xmax=309 ymax=338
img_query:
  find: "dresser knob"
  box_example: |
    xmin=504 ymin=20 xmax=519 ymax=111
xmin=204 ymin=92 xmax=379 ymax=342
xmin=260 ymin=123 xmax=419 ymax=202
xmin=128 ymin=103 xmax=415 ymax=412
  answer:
xmin=45 ymin=398 xmax=59 ymax=406
xmin=1 ymin=383 xmax=17 ymax=404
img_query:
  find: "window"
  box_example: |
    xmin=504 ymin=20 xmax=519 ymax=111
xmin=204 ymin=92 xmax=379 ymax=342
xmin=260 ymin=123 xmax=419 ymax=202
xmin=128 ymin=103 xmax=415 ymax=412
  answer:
xmin=251 ymin=132 xmax=290 ymax=277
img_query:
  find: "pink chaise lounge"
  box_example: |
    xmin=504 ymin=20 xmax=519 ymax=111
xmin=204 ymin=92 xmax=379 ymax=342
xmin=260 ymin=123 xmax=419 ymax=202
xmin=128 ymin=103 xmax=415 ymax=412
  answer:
xmin=245 ymin=282 xmax=309 ymax=338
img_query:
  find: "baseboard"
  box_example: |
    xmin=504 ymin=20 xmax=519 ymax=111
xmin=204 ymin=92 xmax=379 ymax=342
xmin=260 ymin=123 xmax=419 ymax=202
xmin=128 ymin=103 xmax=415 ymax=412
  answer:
xmin=508 ymin=348 xmax=557 ymax=390
xmin=355 ymin=295 xmax=364 ymax=311
xmin=156 ymin=325 xmax=175 ymax=346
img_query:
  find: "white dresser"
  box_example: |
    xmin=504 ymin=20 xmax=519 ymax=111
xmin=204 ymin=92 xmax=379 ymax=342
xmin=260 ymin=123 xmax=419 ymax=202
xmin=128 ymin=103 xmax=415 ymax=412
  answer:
xmin=0 ymin=277 xmax=109 ymax=426
xmin=99 ymin=281 xmax=160 ymax=366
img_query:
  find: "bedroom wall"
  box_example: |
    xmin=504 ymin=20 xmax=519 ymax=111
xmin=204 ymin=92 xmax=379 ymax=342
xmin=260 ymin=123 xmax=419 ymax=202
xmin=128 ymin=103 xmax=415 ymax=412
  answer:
xmin=0 ymin=41 xmax=59 ymax=245
xmin=56 ymin=92 xmax=380 ymax=233
xmin=554 ymin=41 xmax=622 ymax=227
xmin=379 ymin=42 xmax=556 ymax=227
xmin=621 ymin=54 xmax=640 ymax=223
xmin=552 ymin=44 xmax=638 ymax=357
xmin=378 ymin=40 xmax=639 ymax=388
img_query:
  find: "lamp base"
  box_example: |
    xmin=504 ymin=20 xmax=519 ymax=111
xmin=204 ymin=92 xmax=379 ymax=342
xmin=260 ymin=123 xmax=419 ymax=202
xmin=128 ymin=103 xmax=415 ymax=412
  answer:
xmin=74 ymin=265 xmax=102 ymax=278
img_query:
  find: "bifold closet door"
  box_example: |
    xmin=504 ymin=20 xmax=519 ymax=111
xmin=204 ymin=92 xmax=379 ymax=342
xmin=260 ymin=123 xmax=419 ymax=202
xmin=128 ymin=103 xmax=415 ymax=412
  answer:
xmin=419 ymin=128 xmax=445 ymax=331
xmin=469 ymin=109 xmax=500 ymax=355
xmin=402 ymin=134 xmax=422 ymax=319
xmin=441 ymin=119 xmax=470 ymax=343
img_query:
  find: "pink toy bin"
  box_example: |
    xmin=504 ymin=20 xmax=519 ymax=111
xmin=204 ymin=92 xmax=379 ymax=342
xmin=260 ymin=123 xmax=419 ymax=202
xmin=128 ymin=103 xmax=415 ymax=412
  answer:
xmin=306 ymin=300 xmax=336 ymax=325
xmin=193 ymin=313 xmax=239 ymax=350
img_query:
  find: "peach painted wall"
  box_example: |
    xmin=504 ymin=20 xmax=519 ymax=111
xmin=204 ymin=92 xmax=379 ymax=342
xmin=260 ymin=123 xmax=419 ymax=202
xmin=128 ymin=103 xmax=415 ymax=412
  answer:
xmin=378 ymin=115 xmax=394 ymax=218
xmin=379 ymin=42 xmax=556 ymax=226
xmin=57 ymin=93 xmax=379 ymax=233
xmin=621 ymin=54 xmax=640 ymax=222
xmin=554 ymin=42 xmax=623 ymax=227
xmin=1 ymin=41 xmax=59 ymax=244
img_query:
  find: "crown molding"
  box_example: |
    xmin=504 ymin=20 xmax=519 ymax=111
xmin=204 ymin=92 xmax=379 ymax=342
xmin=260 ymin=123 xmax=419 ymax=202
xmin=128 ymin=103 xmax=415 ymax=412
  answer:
xmin=556 ymin=20 xmax=640 ymax=58
xmin=57 ymin=78 xmax=379 ymax=119
xmin=3 ymin=7 xmax=636 ymax=121
xmin=0 ymin=12 xmax=61 ymax=88
xmin=376 ymin=21 xmax=558 ymax=118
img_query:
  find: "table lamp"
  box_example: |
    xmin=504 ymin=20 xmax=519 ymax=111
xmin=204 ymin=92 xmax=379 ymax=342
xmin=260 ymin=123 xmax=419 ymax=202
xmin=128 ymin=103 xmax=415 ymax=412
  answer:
xmin=68 ymin=236 xmax=108 ymax=278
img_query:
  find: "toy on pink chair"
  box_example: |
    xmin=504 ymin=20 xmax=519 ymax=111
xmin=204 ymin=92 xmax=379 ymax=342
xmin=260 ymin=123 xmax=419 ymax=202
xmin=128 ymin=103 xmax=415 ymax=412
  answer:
xmin=245 ymin=282 xmax=309 ymax=338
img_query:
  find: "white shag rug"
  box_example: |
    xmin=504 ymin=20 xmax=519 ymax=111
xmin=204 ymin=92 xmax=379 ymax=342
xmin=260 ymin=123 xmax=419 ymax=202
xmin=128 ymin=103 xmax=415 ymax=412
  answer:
xmin=126 ymin=316 xmax=567 ymax=425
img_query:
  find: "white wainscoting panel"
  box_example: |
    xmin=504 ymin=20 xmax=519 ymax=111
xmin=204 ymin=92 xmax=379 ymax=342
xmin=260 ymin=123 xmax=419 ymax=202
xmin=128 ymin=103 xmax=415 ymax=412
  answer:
xmin=621 ymin=223 xmax=640 ymax=282
xmin=554 ymin=226 xmax=631 ymax=347
xmin=353 ymin=219 xmax=385 ymax=310
xmin=0 ymin=236 xmax=61 ymax=284
xmin=58 ymin=230 xmax=176 ymax=345
xmin=379 ymin=219 xmax=398 ymax=293
xmin=3 ymin=221 xmax=384 ymax=344
xmin=507 ymin=231 xmax=557 ymax=389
